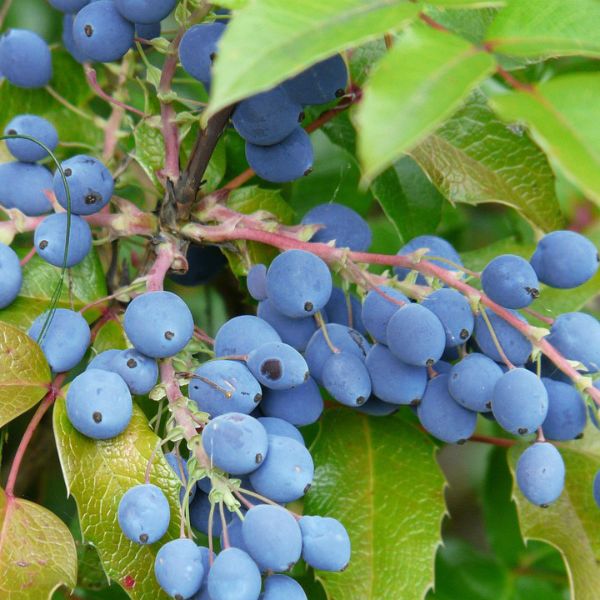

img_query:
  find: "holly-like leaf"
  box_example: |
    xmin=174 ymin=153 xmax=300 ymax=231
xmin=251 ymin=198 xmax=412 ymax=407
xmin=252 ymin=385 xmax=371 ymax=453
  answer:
xmin=228 ymin=186 xmax=295 ymax=225
xmin=507 ymin=431 xmax=600 ymax=600
xmin=485 ymin=0 xmax=600 ymax=59
xmin=490 ymin=73 xmax=600 ymax=208
xmin=0 ymin=251 xmax=107 ymax=331
xmin=412 ymin=91 xmax=564 ymax=231
xmin=304 ymin=410 xmax=446 ymax=600
xmin=133 ymin=122 xmax=165 ymax=188
xmin=0 ymin=321 xmax=51 ymax=428
xmin=0 ymin=489 xmax=77 ymax=598
xmin=205 ymin=0 xmax=419 ymax=117
xmin=355 ymin=23 xmax=496 ymax=181
xmin=53 ymin=398 xmax=183 ymax=599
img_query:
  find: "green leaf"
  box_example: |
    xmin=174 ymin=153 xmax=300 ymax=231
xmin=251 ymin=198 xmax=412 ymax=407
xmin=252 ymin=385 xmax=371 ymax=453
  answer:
xmin=429 ymin=0 xmax=503 ymax=6
xmin=91 ymin=320 xmax=128 ymax=356
xmin=485 ymin=0 xmax=600 ymax=59
xmin=203 ymin=138 xmax=227 ymax=193
xmin=355 ymin=24 xmax=496 ymax=181
xmin=490 ymin=73 xmax=600 ymax=208
xmin=0 ymin=321 xmax=51 ymax=428
xmin=228 ymin=186 xmax=295 ymax=225
xmin=0 ymin=489 xmax=77 ymax=598
xmin=304 ymin=410 xmax=446 ymax=600
xmin=133 ymin=122 xmax=165 ymax=188
xmin=206 ymin=0 xmax=420 ymax=117
xmin=412 ymin=91 xmax=564 ymax=231
xmin=371 ymin=156 xmax=444 ymax=242
xmin=0 ymin=251 xmax=107 ymax=331
xmin=507 ymin=433 xmax=600 ymax=600
xmin=53 ymin=398 xmax=183 ymax=599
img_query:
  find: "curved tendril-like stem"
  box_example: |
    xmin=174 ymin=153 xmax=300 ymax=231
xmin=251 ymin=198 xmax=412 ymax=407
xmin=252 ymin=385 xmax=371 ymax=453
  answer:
xmin=219 ymin=501 xmax=230 ymax=549
xmin=479 ymin=305 xmax=515 ymax=370
xmin=314 ymin=310 xmax=339 ymax=353
xmin=207 ymin=501 xmax=215 ymax=560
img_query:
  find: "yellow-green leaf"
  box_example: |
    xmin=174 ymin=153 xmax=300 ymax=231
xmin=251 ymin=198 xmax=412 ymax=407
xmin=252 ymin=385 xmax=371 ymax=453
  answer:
xmin=0 ymin=321 xmax=51 ymax=428
xmin=0 ymin=489 xmax=77 ymax=599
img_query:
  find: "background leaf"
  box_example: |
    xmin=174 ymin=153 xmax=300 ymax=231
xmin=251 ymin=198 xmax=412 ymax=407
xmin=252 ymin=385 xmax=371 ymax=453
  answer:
xmin=0 ymin=489 xmax=77 ymax=598
xmin=0 ymin=321 xmax=51 ymax=428
xmin=53 ymin=398 xmax=183 ymax=599
xmin=304 ymin=410 xmax=446 ymax=600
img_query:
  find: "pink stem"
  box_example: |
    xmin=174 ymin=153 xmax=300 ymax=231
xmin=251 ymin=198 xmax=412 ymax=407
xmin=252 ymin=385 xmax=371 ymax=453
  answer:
xmin=147 ymin=244 xmax=176 ymax=292
xmin=19 ymin=246 xmax=37 ymax=266
xmin=86 ymin=67 xmax=147 ymax=118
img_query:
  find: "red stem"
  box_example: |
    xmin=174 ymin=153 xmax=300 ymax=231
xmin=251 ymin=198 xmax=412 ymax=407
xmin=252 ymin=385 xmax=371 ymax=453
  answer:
xmin=19 ymin=246 xmax=36 ymax=266
xmin=468 ymin=434 xmax=516 ymax=448
xmin=85 ymin=67 xmax=147 ymax=118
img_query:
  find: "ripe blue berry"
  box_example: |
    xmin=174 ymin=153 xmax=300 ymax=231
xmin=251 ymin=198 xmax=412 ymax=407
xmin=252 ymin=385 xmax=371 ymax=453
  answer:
xmin=189 ymin=360 xmax=262 ymax=417
xmin=324 ymin=286 xmax=367 ymax=335
xmin=110 ymin=348 xmax=158 ymax=395
xmin=190 ymin=492 xmax=223 ymax=537
xmin=29 ymin=309 xmax=90 ymax=372
xmin=115 ymin=0 xmax=177 ymax=24
xmin=169 ymin=244 xmax=226 ymax=286
xmin=262 ymin=575 xmax=307 ymax=600
xmin=135 ymin=21 xmax=161 ymax=42
xmin=246 ymin=342 xmax=309 ymax=390
xmin=482 ymin=254 xmax=539 ymax=309
xmin=124 ymin=291 xmax=194 ymax=358
xmin=0 ymin=29 xmax=52 ymax=88
xmin=118 ymin=483 xmax=170 ymax=544
xmin=546 ymin=312 xmax=600 ymax=373
xmin=220 ymin=514 xmax=248 ymax=554
xmin=299 ymin=515 xmax=351 ymax=572
xmin=66 ymin=369 xmax=132 ymax=439
xmin=0 ymin=162 xmax=53 ymax=215
xmin=4 ymin=115 xmax=58 ymax=162
xmin=448 ymin=353 xmax=503 ymax=412
xmin=214 ymin=315 xmax=280 ymax=357
xmin=260 ymin=377 xmax=323 ymax=426
xmin=492 ymin=368 xmax=548 ymax=435
xmin=284 ymin=55 xmax=348 ymax=105
xmin=73 ymin=1 xmax=135 ymax=63
xmin=155 ymin=538 xmax=205 ymax=599
xmin=541 ymin=378 xmax=587 ymax=441
xmin=34 ymin=213 xmax=92 ymax=268
xmin=361 ymin=285 xmax=408 ymax=344
xmin=421 ymin=288 xmax=474 ymax=347
xmin=249 ymin=435 xmax=313 ymax=502
xmin=302 ymin=203 xmax=372 ymax=252
xmin=257 ymin=299 xmax=318 ymax=352
xmin=322 ymin=352 xmax=372 ymax=407
xmin=531 ymin=230 xmax=599 ymax=289
xmin=257 ymin=418 xmax=305 ymax=446
xmin=516 ymin=442 xmax=565 ymax=507
xmin=0 ymin=243 xmax=22 ymax=309
xmin=246 ymin=127 xmax=314 ymax=183
xmin=179 ymin=23 xmax=225 ymax=85
xmin=53 ymin=154 xmax=114 ymax=215
xmin=62 ymin=14 xmax=90 ymax=63
xmin=87 ymin=349 xmax=121 ymax=371
xmin=207 ymin=548 xmax=261 ymax=600
xmin=354 ymin=397 xmax=398 ymax=416
xmin=202 ymin=413 xmax=268 ymax=475
xmin=242 ymin=504 xmax=302 ymax=571
xmin=387 ymin=303 xmax=446 ymax=367
xmin=247 ymin=264 xmax=267 ymax=301
xmin=593 ymin=470 xmax=600 ymax=509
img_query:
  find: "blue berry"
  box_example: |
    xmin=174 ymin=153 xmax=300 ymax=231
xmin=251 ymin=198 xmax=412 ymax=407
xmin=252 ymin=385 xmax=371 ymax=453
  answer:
xmin=155 ymin=538 xmax=205 ymax=599
xmin=365 ymin=343 xmax=427 ymax=405
xmin=220 ymin=513 xmax=247 ymax=553
xmin=492 ymin=368 xmax=548 ymax=435
xmin=192 ymin=546 xmax=215 ymax=600
xmin=247 ymin=264 xmax=267 ymax=301
xmin=593 ymin=470 xmax=600 ymax=509
xmin=299 ymin=515 xmax=350 ymax=572
xmin=66 ymin=369 xmax=132 ymax=439
xmin=541 ymin=378 xmax=586 ymax=441
xmin=164 ymin=452 xmax=196 ymax=504
xmin=242 ymin=504 xmax=302 ymax=571
xmin=305 ymin=323 xmax=370 ymax=384
xmin=124 ymin=291 xmax=194 ymax=358
xmin=262 ymin=575 xmax=307 ymax=600
xmin=169 ymin=244 xmax=226 ymax=286
xmin=249 ymin=435 xmax=313 ymax=503
xmin=29 ymin=309 xmax=90 ymax=372
xmin=354 ymin=396 xmax=398 ymax=416
xmin=207 ymin=548 xmax=261 ymax=600
xmin=324 ymin=287 xmax=367 ymax=335
xmin=87 ymin=349 xmax=121 ymax=371
xmin=302 ymin=203 xmax=372 ymax=251
xmin=448 ymin=353 xmax=503 ymax=412
xmin=53 ymin=154 xmax=114 ymax=215
xmin=110 ymin=348 xmax=158 ymax=395
xmin=257 ymin=299 xmax=318 ymax=352
xmin=34 ymin=213 xmax=92 ymax=268
xmin=361 ymin=286 xmax=408 ymax=344
xmin=260 ymin=377 xmax=323 ymax=426
xmin=190 ymin=492 xmax=223 ymax=537
xmin=202 ymin=413 xmax=268 ymax=475
xmin=387 ymin=304 xmax=446 ymax=367
xmin=62 ymin=14 xmax=90 ymax=63
xmin=257 ymin=418 xmax=304 ymax=446
xmin=516 ymin=442 xmax=565 ymax=506
xmin=50 ymin=0 xmax=90 ymax=11
xmin=4 ymin=115 xmax=58 ymax=162
xmin=118 ymin=483 xmax=170 ymax=544
xmin=214 ymin=315 xmax=280 ymax=357
xmin=394 ymin=235 xmax=462 ymax=284
xmin=417 ymin=375 xmax=477 ymax=444
xmin=73 ymin=1 xmax=135 ymax=63
xmin=135 ymin=21 xmax=161 ymax=41
xmin=432 ymin=360 xmax=453 ymax=376
xmin=190 ymin=360 xmax=262 ymax=417
xmin=246 ymin=127 xmax=314 ymax=183
xmin=531 ymin=230 xmax=599 ymax=289
xmin=115 ymin=0 xmax=176 ymax=23
xmin=0 ymin=162 xmax=53 ymax=215
xmin=179 ymin=23 xmax=225 ymax=85
xmin=246 ymin=342 xmax=309 ymax=390
xmin=322 ymin=352 xmax=372 ymax=407
xmin=421 ymin=288 xmax=474 ymax=347
xmin=482 ymin=254 xmax=539 ymax=309
xmin=546 ymin=312 xmax=600 ymax=373
xmin=0 ymin=29 xmax=52 ymax=88
xmin=284 ymin=55 xmax=348 ymax=105
xmin=474 ymin=308 xmax=532 ymax=366
xmin=0 ymin=243 xmax=22 ymax=309
xmin=233 ymin=86 xmax=303 ymax=146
